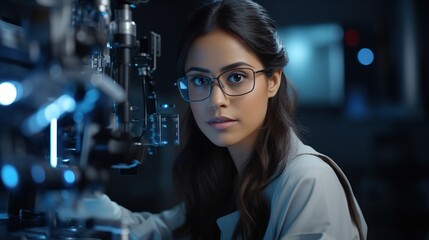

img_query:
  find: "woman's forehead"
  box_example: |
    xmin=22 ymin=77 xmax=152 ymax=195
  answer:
xmin=185 ymin=30 xmax=261 ymax=72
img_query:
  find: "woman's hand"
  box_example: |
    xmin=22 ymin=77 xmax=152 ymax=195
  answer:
xmin=56 ymin=192 xmax=122 ymax=221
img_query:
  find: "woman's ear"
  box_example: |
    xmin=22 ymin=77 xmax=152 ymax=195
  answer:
xmin=267 ymin=69 xmax=282 ymax=98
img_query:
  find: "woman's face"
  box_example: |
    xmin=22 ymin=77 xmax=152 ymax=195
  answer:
xmin=185 ymin=29 xmax=281 ymax=150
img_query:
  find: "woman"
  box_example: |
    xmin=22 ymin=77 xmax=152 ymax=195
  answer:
xmin=59 ymin=0 xmax=367 ymax=239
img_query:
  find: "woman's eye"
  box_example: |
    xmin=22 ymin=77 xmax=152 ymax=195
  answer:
xmin=227 ymin=73 xmax=246 ymax=83
xmin=190 ymin=76 xmax=211 ymax=86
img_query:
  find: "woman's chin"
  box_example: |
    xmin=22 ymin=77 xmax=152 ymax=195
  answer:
xmin=207 ymin=137 xmax=234 ymax=148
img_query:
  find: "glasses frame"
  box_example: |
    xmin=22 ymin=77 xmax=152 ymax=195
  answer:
xmin=176 ymin=67 xmax=270 ymax=102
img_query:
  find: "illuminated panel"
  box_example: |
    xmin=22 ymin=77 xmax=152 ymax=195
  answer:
xmin=278 ymin=24 xmax=345 ymax=107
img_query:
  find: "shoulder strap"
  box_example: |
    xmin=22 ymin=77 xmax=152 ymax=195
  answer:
xmin=307 ymin=153 xmax=367 ymax=240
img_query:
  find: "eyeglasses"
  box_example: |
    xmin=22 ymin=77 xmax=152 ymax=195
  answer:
xmin=176 ymin=67 xmax=269 ymax=102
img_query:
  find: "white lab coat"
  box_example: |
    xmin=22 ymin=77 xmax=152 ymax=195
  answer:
xmin=96 ymin=130 xmax=368 ymax=239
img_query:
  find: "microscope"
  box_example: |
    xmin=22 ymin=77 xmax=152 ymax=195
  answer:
xmin=0 ymin=0 xmax=179 ymax=238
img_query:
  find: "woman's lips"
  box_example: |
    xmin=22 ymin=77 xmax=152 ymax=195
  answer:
xmin=208 ymin=117 xmax=237 ymax=130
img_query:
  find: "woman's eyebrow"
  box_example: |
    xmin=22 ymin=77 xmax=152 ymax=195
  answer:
xmin=185 ymin=62 xmax=254 ymax=74
xmin=185 ymin=67 xmax=210 ymax=74
xmin=220 ymin=62 xmax=253 ymax=72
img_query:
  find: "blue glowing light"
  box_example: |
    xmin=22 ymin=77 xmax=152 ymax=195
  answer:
xmin=1 ymin=164 xmax=19 ymax=189
xmin=76 ymin=89 xmax=100 ymax=113
xmin=285 ymin=40 xmax=311 ymax=68
xmin=44 ymin=104 xmax=61 ymax=121
xmin=0 ymin=82 xmax=18 ymax=106
xmin=86 ymin=89 xmax=100 ymax=103
xmin=63 ymin=170 xmax=76 ymax=184
xmin=357 ymin=48 xmax=374 ymax=65
xmin=31 ymin=165 xmax=46 ymax=184
xmin=50 ymin=118 xmax=58 ymax=168
xmin=22 ymin=94 xmax=76 ymax=136
xmin=278 ymin=24 xmax=345 ymax=107
xmin=346 ymin=90 xmax=369 ymax=119
xmin=73 ymin=112 xmax=84 ymax=123
xmin=57 ymin=94 xmax=77 ymax=113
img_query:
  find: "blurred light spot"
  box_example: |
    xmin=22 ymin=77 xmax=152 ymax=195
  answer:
xmin=357 ymin=48 xmax=374 ymax=65
xmin=22 ymin=94 xmax=76 ymax=136
xmin=346 ymin=90 xmax=369 ymax=119
xmin=57 ymin=95 xmax=76 ymax=112
xmin=101 ymin=11 xmax=109 ymax=18
xmin=160 ymin=103 xmax=174 ymax=109
xmin=77 ymin=89 xmax=100 ymax=113
xmin=50 ymin=118 xmax=58 ymax=168
xmin=1 ymin=164 xmax=19 ymax=189
xmin=279 ymin=24 xmax=344 ymax=107
xmin=44 ymin=104 xmax=61 ymax=121
xmin=73 ymin=112 xmax=84 ymax=123
xmin=0 ymin=82 xmax=18 ymax=106
xmin=286 ymin=40 xmax=311 ymax=68
xmin=49 ymin=64 xmax=62 ymax=77
xmin=344 ymin=29 xmax=360 ymax=47
xmin=63 ymin=170 xmax=76 ymax=184
xmin=87 ymin=89 xmax=100 ymax=103
xmin=31 ymin=165 xmax=46 ymax=184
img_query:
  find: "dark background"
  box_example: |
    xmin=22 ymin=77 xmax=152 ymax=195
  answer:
xmin=1 ymin=0 xmax=428 ymax=239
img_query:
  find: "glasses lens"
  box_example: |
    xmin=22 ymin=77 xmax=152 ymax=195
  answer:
xmin=177 ymin=68 xmax=257 ymax=102
xmin=177 ymin=75 xmax=212 ymax=101
xmin=177 ymin=77 xmax=191 ymax=101
xmin=218 ymin=68 xmax=255 ymax=96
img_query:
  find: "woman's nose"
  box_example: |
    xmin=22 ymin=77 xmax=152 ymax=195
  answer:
xmin=209 ymin=83 xmax=228 ymax=109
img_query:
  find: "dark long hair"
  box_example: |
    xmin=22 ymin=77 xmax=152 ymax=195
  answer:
xmin=173 ymin=0 xmax=297 ymax=239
